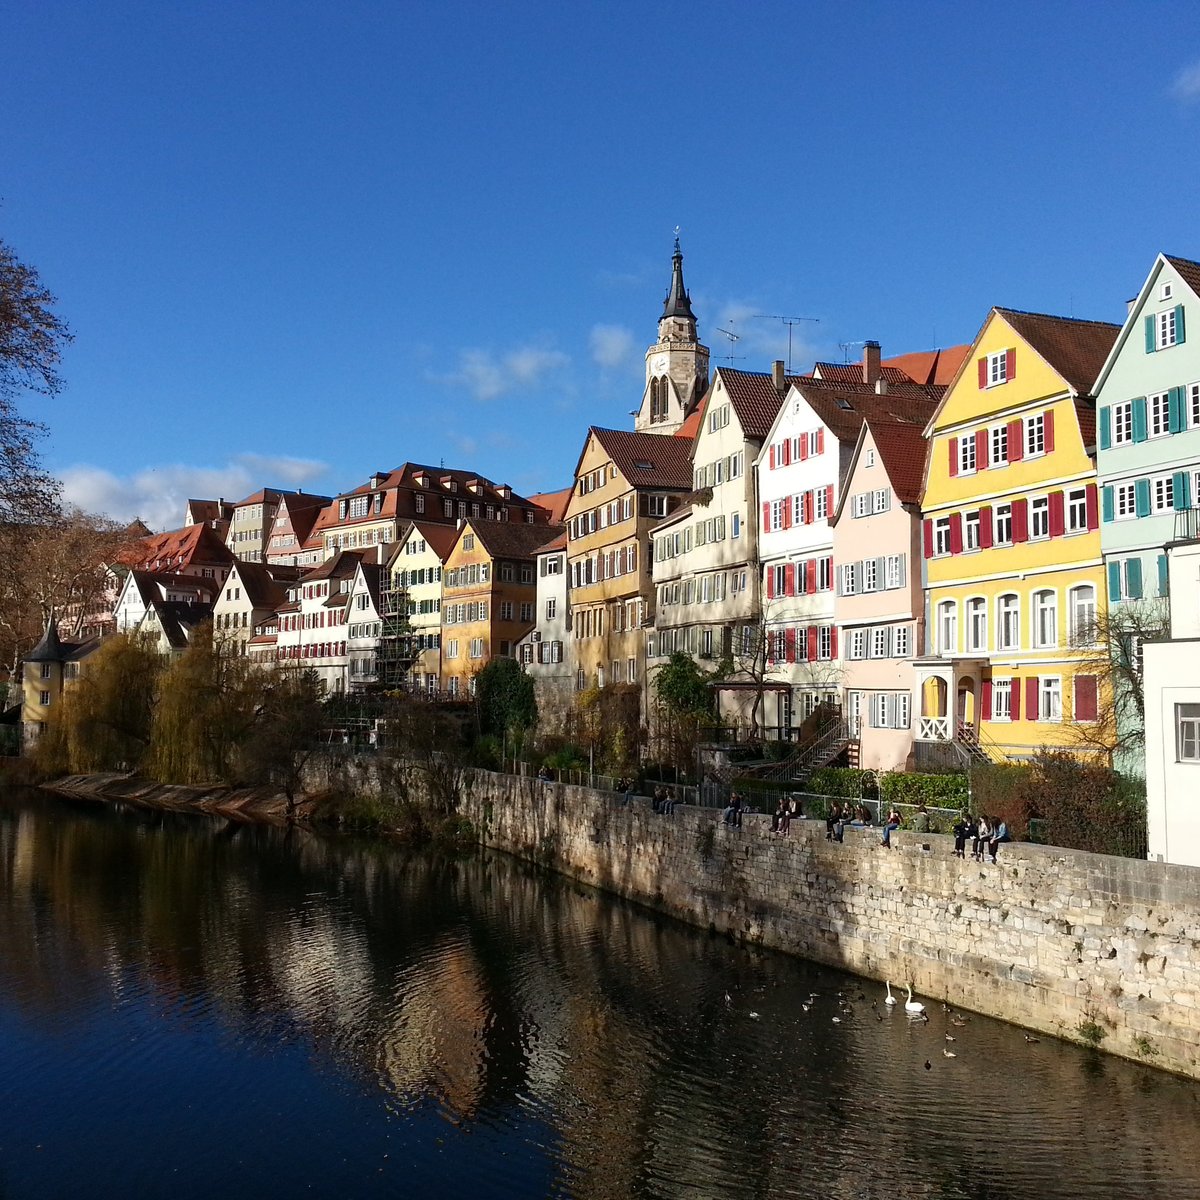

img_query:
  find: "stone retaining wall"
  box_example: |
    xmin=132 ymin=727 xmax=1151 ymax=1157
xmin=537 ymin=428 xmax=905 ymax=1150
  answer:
xmin=457 ymin=770 xmax=1200 ymax=1079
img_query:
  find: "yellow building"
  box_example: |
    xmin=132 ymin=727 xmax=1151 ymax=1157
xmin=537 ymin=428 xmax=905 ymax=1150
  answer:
xmin=916 ymin=309 xmax=1118 ymax=763
xmin=565 ymin=427 xmax=694 ymax=698
xmin=20 ymin=614 xmax=101 ymax=753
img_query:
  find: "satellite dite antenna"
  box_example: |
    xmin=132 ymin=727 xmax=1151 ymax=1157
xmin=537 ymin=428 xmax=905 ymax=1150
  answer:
xmin=753 ymin=314 xmax=819 ymax=373
xmin=715 ymin=324 xmax=744 ymax=363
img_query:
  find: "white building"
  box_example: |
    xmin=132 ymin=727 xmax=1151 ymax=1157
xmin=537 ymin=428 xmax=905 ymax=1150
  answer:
xmin=345 ymin=560 xmax=386 ymax=691
xmin=517 ymin=531 xmax=571 ymax=721
xmin=273 ymin=551 xmax=362 ymax=693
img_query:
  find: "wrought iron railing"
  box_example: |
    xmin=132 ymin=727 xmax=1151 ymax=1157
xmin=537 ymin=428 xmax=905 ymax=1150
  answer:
xmin=1173 ymin=506 xmax=1200 ymax=542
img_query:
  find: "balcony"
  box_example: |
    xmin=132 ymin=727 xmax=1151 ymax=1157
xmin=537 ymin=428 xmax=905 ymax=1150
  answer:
xmin=1172 ymin=507 xmax=1200 ymax=543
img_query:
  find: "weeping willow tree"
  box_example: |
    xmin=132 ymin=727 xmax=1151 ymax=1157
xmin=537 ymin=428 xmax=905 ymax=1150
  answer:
xmin=34 ymin=632 xmax=164 ymax=774
xmin=148 ymin=623 xmax=264 ymax=785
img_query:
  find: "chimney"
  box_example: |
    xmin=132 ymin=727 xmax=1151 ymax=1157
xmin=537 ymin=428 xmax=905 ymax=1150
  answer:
xmin=772 ymin=359 xmax=786 ymax=395
xmin=875 ymin=377 xmax=888 ymax=395
xmin=1127 ymin=297 xmax=1137 ymax=316
xmin=862 ymin=341 xmax=881 ymax=386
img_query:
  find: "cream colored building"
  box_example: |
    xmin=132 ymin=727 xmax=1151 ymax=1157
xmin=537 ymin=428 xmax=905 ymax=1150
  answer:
xmin=211 ymin=560 xmax=298 ymax=656
xmin=384 ymin=521 xmax=458 ymax=695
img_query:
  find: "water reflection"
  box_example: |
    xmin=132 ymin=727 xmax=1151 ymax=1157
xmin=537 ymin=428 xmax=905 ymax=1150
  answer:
xmin=0 ymin=790 xmax=1197 ymax=1200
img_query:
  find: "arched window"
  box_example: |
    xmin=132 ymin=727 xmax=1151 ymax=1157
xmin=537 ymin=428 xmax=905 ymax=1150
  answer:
xmin=937 ymin=600 xmax=958 ymax=656
xmin=997 ymin=593 xmax=1020 ymax=651
xmin=1032 ymin=589 xmax=1058 ymax=649
xmin=1068 ymin=584 xmax=1096 ymax=646
xmin=650 ymin=377 xmax=668 ymax=423
xmin=966 ymin=597 xmax=988 ymax=652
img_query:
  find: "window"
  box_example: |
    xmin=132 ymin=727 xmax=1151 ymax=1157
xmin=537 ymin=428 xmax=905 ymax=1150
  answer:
xmin=1069 ymin=584 xmax=1096 ymax=646
xmin=934 ymin=517 xmax=951 ymax=556
xmin=959 ymin=435 xmax=976 ymax=474
xmin=1032 ymin=589 xmax=1057 ymax=649
xmin=964 ymin=510 xmax=980 ymax=552
xmin=853 ymin=493 xmax=869 ymax=518
xmin=997 ymin=594 xmax=1020 ymax=651
xmin=520 ymin=602 xmax=534 ymax=622
xmin=990 ymin=425 xmax=1008 ymax=466
xmin=1115 ymin=482 xmax=1136 ymax=519
xmin=500 ymin=601 xmax=513 ymax=621
xmin=770 ymin=499 xmax=784 ymax=531
xmin=40 ymin=690 xmax=51 ymax=706
xmin=849 ymin=629 xmax=867 ymax=660
xmin=994 ymin=504 xmax=1012 ymax=545
xmin=1157 ymin=308 xmax=1179 ymax=349
xmin=1190 ymin=382 xmax=1200 ymax=429
xmin=817 ymin=626 xmax=833 ymax=660
xmin=893 ymin=624 xmax=911 ymax=658
xmin=862 ymin=558 xmax=878 ymax=591
xmin=814 ymin=489 xmax=829 ymax=520
xmin=709 ymin=403 xmax=730 ymax=432
xmin=1039 ymin=677 xmax=1062 ymax=722
xmin=1066 ymin=488 xmax=1088 ymax=533
xmin=871 ymin=627 xmax=889 ymax=658
xmin=992 ymin=679 xmax=1012 ymax=720
xmin=1030 ymin=496 xmax=1050 ymax=539
xmin=819 ymin=557 xmax=833 ymax=591
xmin=1150 ymin=391 xmax=1171 ymax=438
xmin=463 ymin=533 xmax=475 ymax=551
xmin=546 ymin=598 xmax=556 ymax=620
xmin=938 ymin=600 xmax=957 ymax=655
xmin=732 ymin=512 xmax=741 ymax=539
xmin=1177 ymin=704 xmax=1200 ymax=762
xmin=470 ymin=638 xmax=484 ymax=659
xmin=873 ymin=489 xmax=889 ymax=513
xmin=1153 ymin=475 xmax=1175 ymax=513
xmin=986 ymin=350 xmax=1009 ymax=387
xmin=885 ymin=555 xmax=903 ymax=589
xmin=1025 ymin=413 xmax=1045 ymax=457
xmin=40 ymin=662 xmax=51 ymax=679
xmin=966 ymin=597 xmax=987 ymax=652
xmin=1112 ymin=402 xmax=1134 ymax=445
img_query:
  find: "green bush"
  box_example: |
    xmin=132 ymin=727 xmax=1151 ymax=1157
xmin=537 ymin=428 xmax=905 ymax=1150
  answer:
xmin=971 ymin=763 xmax=1036 ymax=838
xmin=806 ymin=767 xmax=873 ymax=798
xmin=879 ymin=771 xmax=968 ymax=807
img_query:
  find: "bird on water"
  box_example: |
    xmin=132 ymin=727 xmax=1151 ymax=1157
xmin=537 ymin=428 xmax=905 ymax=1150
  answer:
xmin=905 ymin=985 xmax=926 ymax=1015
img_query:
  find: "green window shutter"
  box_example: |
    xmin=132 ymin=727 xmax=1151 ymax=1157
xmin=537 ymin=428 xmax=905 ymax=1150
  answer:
xmin=1099 ymin=406 xmax=1112 ymax=450
xmin=1174 ymin=470 xmax=1191 ymax=510
xmin=1132 ymin=396 xmax=1148 ymax=442
xmin=1135 ymin=478 xmax=1151 ymax=517
xmin=1126 ymin=557 xmax=1143 ymax=600
xmin=1176 ymin=304 xmax=1186 ymax=345
xmin=1169 ymin=387 xmax=1185 ymax=434
xmin=1107 ymin=560 xmax=1122 ymax=602
xmin=1158 ymin=553 xmax=1170 ymax=597
xmin=1102 ymin=484 xmax=1115 ymax=523
xmin=1145 ymin=315 xmax=1157 ymax=353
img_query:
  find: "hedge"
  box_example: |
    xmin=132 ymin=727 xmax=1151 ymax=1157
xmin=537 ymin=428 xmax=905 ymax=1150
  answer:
xmin=805 ymin=767 xmax=875 ymax=798
xmin=879 ymin=771 xmax=969 ymax=806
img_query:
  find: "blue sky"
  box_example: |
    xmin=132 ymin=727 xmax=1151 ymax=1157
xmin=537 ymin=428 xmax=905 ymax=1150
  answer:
xmin=4 ymin=1 xmax=1200 ymax=529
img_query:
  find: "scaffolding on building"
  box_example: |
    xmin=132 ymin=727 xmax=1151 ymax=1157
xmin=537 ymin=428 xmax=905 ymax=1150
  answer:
xmin=377 ymin=574 xmax=415 ymax=690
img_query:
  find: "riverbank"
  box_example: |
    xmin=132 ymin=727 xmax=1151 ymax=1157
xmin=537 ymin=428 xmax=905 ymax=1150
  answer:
xmin=41 ymin=767 xmax=1200 ymax=1080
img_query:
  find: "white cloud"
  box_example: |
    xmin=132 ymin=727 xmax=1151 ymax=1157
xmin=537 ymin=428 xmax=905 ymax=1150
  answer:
xmin=438 ymin=344 xmax=570 ymax=401
xmin=1172 ymin=59 xmax=1200 ymax=101
xmin=589 ymin=323 xmax=636 ymax=370
xmin=59 ymin=454 xmax=332 ymax=532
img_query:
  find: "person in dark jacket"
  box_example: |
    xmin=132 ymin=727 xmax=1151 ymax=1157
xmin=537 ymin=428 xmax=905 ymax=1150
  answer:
xmin=953 ymin=811 xmax=971 ymax=858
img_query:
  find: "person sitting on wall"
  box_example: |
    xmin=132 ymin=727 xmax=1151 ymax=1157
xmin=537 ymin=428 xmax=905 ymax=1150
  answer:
xmin=912 ymin=804 xmax=931 ymax=833
xmin=973 ymin=815 xmax=991 ymax=862
xmin=722 ymin=793 xmax=743 ymax=829
xmin=989 ymin=818 xmax=1011 ymax=863
xmin=880 ymin=806 xmax=902 ymax=848
xmin=826 ymin=801 xmax=841 ymax=841
xmin=772 ymin=796 xmax=791 ymax=837
xmin=660 ymin=787 xmax=677 ymax=816
xmin=953 ymin=811 xmax=971 ymax=859
xmin=857 ymin=804 xmax=873 ymax=826
xmin=537 ymin=765 xmax=553 ymax=783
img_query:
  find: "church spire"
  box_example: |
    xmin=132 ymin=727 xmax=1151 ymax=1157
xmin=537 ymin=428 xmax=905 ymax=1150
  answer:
xmin=661 ymin=235 xmax=696 ymax=321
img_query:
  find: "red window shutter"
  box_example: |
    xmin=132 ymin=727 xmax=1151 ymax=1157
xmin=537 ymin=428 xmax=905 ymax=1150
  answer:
xmin=949 ymin=437 xmax=959 ymax=476
xmin=762 ymin=502 xmax=770 ymax=532
xmin=825 ymin=485 xmax=834 ymax=515
xmin=978 ymin=357 xmax=988 ymax=389
xmin=817 ymin=429 xmax=825 ymax=455
xmin=1086 ymin=483 xmax=1099 ymax=531
xmin=807 ymin=558 xmax=817 ymax=594
xmin=804 ymin=492 xmax=814 ymax=524
xmin=979 ymin=505 xmax=993 ymax=549
xmin=949 ymin=512 xmax=963 ymax=554
xmin=1026 ymin=676 xmax=1040 ymax=720
xmin=1011 ymin=677 xmax=1021 ymax=721
xmin=783 ymin=439 xmax=791 ymax=465
xmin=1048 ymin=491 xmax=1065 ymax=538
xmin=799 ymin=437 xmax=808 ymax=461
xmin=923 ymin=519 xmax=934 ymax=558
xmin=785 ymin=628 xmax=796 ymax=663
xmin=1012 ymin=498 xmax=1028 ymax=543
xmin=1006 ymin=348 xmax=1016 ymax=381
xmin=785 ymin=563 xmax=796 ymax=596
xmin=766 ymin=568 xmax=774 ymax=599
xmin=782 ymin=501 xmax=792 ymax=530
xmin=981 ymin=679 xmax=993 ymax=721
xmin=830 ymin=626 xmax=838 ymax=659
xmin=1044 ymin=409 xmax=1055 ymax=453
xmin=975 ymin=428 xmax=988 ymax=468
xmin=769 ymin=445 xmax=776 ymax=470
xmin=1075 ymin=674 xmax=1098 ymax=722
xmin=807 ymin=627 xmax=818 ymax=661
xmin=1007 ymin=419 xmax=1024 ymax=462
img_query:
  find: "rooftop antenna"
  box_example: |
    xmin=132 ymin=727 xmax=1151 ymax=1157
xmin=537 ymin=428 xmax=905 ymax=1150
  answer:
xmin=715 ymin=324 xmax=744 ymax=364
xmin=753 ymin=314 xmax=819 ymax=372
xmin=839 ymin=340 xmax=867 ymax=363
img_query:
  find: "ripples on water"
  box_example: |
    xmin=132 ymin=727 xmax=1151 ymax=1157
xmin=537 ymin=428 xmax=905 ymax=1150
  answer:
xmin=0 ymin=790 xmax=1197 ymax=1199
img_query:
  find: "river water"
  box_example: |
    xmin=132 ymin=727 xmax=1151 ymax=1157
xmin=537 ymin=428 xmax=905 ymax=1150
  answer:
xmin=1 ymin=788 xmax=1198 ymax=1199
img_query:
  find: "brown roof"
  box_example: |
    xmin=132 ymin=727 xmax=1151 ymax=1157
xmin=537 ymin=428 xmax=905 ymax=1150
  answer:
xmin=117 ymin=523 xmax=235 ymax=572
xmin=675 ymin=407 xmax=703 ymax=439
xmin=529 ymin=487 xmax=572 ymax=523
xmin=126 ymin=570 xmax=218 ymax=606
xmin=301 ymin=550 xmax=364 ymax=583
xmin=995 ymin=309 xmax=1119 ymax=396
xmin=792 ymin=376 xmax=941 ymax=445
xmin=407 ymin=520 xmax=460 ymax=562
xmin=467 ymin=519 xmax=566 ymax=562
xmin=714 ymin=367 xmax=804 ymax=440
xmin=534 ymin=530 xmax=567 ymax=554
xmin=865 ymin=419 xmax=932 ymax=507
xmin=1165 ymin=255 xmax=1200 ymax=299
xmin=230 ymin=561 xmax=289 ymax=610
xmin=809 ymin=363 xmax=917 ymax=386
xmin=586 ymin=427 xmax=696 ymax=491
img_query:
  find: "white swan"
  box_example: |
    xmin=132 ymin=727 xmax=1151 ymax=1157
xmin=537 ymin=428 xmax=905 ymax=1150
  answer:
xmin=884 ymin=980 xmax=897 ymax=1006
xmin=905 ymin=984 xmax=926 ymax=1015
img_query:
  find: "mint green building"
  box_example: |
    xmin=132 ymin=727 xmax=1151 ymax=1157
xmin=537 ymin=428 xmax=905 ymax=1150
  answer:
xmin=1094 ymin=253 xmax=1200 ymax=776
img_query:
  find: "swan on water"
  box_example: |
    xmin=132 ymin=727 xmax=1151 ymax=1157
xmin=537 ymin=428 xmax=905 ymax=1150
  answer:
xmin=905 ymin=985 xmax=925 ymax=1014
xmin=884 ymin=981 xmax=897 ymax=1006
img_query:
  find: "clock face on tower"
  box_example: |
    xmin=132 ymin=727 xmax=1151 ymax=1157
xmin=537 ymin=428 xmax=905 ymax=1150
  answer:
xmin=652 ymin=356 xmax=667 ymax=374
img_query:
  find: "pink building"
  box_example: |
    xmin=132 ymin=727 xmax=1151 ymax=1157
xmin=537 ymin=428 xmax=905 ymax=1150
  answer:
xmin=831 ymin=419 xmax=929 ymax=772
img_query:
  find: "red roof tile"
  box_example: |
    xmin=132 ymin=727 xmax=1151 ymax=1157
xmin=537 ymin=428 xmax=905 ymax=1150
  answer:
xmin=714 ymin=367 xmax=803 ymax=440
xmin=586 ymin=427 xmax=696 ymax=491
xmin=1165 ymin=255 xmax=1200 ymax=300
xmin=865 ymin=419 xmax=932 ymax=507
xmin=529 ymin=486 xmax=573 ymax=523
xmin=995 ymin=309 xmax=1119 ymax=396
xmin=117 ymin=523 xmax=234 ymax=572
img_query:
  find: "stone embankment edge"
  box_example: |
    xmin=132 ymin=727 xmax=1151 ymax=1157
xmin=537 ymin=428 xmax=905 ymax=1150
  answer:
xmin=41 ymin=767 xmax=1200 ymax=1082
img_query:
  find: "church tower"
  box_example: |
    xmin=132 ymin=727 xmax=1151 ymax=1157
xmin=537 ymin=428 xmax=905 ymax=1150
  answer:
xmin=634 ymin=238 xmax=710 ymax=435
